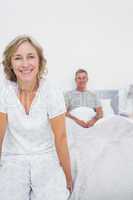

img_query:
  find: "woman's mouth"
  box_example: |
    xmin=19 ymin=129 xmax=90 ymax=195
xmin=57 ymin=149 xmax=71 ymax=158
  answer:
xmin=19 ymin=69 xmax=33 ymax=75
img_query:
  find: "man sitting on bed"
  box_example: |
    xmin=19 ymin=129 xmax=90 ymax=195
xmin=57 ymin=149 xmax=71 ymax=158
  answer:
xmin=64 ymin=69 xmax=103 ymax=128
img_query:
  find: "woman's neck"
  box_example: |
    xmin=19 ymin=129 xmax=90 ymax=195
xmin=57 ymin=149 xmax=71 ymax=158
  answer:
xmin=17 ymin=78 xmax=39 ymax=93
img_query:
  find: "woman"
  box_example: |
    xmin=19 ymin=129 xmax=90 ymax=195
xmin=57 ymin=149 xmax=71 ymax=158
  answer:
xmin=0 ymin=35 xmax=72 ymax=200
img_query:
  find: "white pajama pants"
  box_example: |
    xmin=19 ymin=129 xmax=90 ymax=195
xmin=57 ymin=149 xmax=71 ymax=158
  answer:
xmin=0 ymin=152 xmax=70 ymax=200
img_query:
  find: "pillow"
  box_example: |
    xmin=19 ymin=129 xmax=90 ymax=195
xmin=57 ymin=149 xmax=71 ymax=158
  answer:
xmin=101 ymin=99 xmax=115 ymax=117
xmin=70 ymin=106 xmax=96 ymax=122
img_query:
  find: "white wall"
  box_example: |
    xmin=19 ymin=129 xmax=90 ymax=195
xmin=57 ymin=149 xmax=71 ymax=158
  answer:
xmin=0 ymin=0 xmax=133 ymax=90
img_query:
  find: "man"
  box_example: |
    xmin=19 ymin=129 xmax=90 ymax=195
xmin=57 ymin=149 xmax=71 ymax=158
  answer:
xmin=65 ymin=69 xmax=103 ymax=128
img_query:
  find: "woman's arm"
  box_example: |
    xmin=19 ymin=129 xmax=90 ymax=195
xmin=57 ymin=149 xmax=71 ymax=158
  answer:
xmin=0 ymin=112 xmax=7 ymax=159
xmin=50 ymin=113 xmax=73 ymax=192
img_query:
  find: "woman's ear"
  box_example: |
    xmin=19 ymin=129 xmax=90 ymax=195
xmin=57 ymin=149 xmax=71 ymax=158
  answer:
xmin=10 ymin=65 xmax=14 ymax=70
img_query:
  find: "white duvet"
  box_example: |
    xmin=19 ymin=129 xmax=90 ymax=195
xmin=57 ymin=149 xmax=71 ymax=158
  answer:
xmin=66 ymin=108 xmax=133 ymax=200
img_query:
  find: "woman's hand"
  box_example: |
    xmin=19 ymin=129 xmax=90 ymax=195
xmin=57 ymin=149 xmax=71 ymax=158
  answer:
xmin=66 ymin=179 xmax=73 ymax=193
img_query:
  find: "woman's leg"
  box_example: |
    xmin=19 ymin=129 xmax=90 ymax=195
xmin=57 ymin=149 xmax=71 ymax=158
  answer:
xmin=30 ymin=153 xmax=70 ymax=200
xmin=0 ymin=156 xmax=30 ymax=200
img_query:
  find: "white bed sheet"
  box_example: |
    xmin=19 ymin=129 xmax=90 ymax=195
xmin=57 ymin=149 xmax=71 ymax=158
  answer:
xmin=66 ymin=115 xmax=133 ymax=200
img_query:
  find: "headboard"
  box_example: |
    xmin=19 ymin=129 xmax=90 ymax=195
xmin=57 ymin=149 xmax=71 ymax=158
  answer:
xmin=95 ymin=90 xmax=119 ymax=114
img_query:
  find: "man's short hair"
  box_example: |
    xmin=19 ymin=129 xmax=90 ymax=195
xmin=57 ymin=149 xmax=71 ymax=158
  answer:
xmin=75 ymin=69 xmax=88 ymax=78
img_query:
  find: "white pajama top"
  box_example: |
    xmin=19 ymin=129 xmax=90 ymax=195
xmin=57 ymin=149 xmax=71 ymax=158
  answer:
xmin=0 ymin=78 xmax=66 ymax=156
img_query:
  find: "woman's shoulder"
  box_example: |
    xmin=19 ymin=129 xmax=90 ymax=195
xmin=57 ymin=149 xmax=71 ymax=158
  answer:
xmin=0 ymin=79 xmax=15 ymax=103
xmin=0 ymin=79 xmax=11 ymax=92
xmin=40 ymin=77 xmax=55 ymax=90
xmin=40 ymin=78 xmax=62 ymax=96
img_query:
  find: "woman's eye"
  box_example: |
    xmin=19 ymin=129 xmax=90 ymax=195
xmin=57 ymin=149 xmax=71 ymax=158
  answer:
xmin=28 ymin=55 xmax=35 ymax=59
xmin=14 ymin=57 xmax=22 ymax=60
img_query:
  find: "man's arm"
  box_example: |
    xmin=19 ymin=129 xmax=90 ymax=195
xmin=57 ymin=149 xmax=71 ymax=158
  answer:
xmin=66 ymin=111 xmax=88 ymax=128
xmin=87 ymin=106 xmax=103 ymax=127
xmin=65 ymin=111 xmax=77 ymax=120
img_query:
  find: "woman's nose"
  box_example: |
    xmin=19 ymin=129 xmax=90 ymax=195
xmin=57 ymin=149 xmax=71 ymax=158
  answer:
xmin=22 ymin=58 xmax=29 ymax=67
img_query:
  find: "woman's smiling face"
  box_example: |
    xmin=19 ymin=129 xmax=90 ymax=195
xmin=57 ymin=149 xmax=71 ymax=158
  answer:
xmin=11 ymin=41 xmax=40 ymax=83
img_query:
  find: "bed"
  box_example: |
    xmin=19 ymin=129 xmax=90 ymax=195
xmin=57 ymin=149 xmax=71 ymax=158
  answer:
xmin=65 ymin=89 xmax=133 ymax=200
xmin=95 ymin=89 xmax=119 ymax=114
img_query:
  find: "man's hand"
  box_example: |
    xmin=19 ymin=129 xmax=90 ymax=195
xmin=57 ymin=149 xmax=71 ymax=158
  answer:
xmin=87 ymin=107 xmax=103 ymax=128
xmin=87 ymin=118 xmax=96 ymax=128
xmin=66 ymin=112 xmax=87 ymax=127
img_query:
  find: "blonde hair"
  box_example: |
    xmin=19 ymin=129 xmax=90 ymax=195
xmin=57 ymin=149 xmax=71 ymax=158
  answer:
xmin=2 ymin=35 xmax=47 ymax=82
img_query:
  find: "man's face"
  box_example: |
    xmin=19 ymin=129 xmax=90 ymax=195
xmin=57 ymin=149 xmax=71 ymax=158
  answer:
xmin=75 ymin=72 xmax=88 ymax=89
